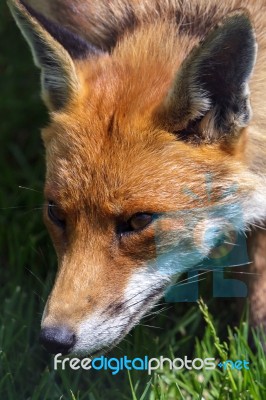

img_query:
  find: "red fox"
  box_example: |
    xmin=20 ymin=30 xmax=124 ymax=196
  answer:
xmin=8 ymin=0 xmax=266 ymax=356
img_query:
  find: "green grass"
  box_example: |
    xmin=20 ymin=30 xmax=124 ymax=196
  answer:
xmin=1 ymin=2 xmax=266 ymax=399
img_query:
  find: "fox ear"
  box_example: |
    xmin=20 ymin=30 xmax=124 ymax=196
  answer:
xmin=8 ymin=0 xmax=102 ymax=111
xmin=157 ymin=11 xmax=257 ymax=142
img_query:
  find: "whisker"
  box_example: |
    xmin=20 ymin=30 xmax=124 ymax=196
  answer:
xmin=217 ymin=261 xmax=252 ymax=269
xmin=33 ymin=290 xmax=45 ymax=303
xmin=25 ymin=268 xmax=46 ymax=287
xmin=18 ymin=185 xmax=42 ymax=193
xmin=225 ymin=271 xmax=261 ymax=276
xmin=104 ymin=323 xmax=130 ymax=330
xmin=250 ymin=223 xmax=266 ymax=231
xmin=0 ymin=203 xmax=46 ymax=211
xmin=0 ymin=206 xmax=29 ymax=210
xmin=121 ymin=286 xmax=165 ymax=314
xmin=101 ymin=282 xmax=164 ymax=317
xmin=142 ymin=308 xmax=170 ymax=321
xmin=138 ymin=323 xmax=162 ymax=329
xmin=175 ymin=270 xmax=212 ymax=285
xmin=101 ymin=283 xmax=167 ymax=326
xmin=197 ymin=261 xmax=252 ymax=270
xmin=174 ymin=277 xmax=206 ymax=287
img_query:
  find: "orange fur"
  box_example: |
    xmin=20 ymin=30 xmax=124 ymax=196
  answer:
xmin=8 ymin=0 xmax=266 ymax=354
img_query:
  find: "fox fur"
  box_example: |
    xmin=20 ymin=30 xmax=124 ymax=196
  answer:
xmin=8 ymin=0 xmax=266 ymax=355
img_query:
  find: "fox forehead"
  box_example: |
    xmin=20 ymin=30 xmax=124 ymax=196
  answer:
xmin=42 ymin=109 xmax=235 ymax=216
xmin=42 ymin=120 xmax=178 ymax=211
xmin=40 ymin=30 xmax=241 ymax=214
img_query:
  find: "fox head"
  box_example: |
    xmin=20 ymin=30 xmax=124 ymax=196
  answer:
xmin=9 ymin=0 xmax=261 ymax=356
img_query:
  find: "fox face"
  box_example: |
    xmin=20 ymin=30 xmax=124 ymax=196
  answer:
xmin=9 ymin=0 xmax=265 ymax=355
xmin=41 ymin=108 xmax=243 ymax=355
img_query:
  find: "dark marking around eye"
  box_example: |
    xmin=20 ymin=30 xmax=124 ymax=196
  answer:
xmin=116 ymin=213 xmax=155 ymax=237
xmin=47 ymin=201 xmax=66 ymax=229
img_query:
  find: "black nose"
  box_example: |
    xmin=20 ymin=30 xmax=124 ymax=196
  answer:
xmin=40 ymin=326 xmax=76 ymax=355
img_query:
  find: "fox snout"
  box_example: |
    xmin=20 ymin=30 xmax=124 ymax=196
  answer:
xmin=40 ymin=239 xmax=172 ymax=355
xmin=40 ymin=326 xmax=76 ymax=355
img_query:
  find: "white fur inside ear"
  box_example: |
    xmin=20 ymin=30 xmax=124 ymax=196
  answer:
xmin=188 ymin=84 xmax=211 ymax=118
xmin=161 ymin=11 xmax=257 ymax=137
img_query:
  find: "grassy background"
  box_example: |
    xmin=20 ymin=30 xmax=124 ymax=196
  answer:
xmin=1 ymin=1 xmax=266 ymax=399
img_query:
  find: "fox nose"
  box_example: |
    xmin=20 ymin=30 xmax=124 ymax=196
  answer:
xmin=40 ymin=326 xmax=76 ymax=355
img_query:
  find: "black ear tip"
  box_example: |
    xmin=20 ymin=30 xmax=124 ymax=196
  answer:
xmin=212 ymin=9 xmax=257 ymax=63
xmin=10 ymin=0 xmax=103 ymax=60
xmin=221 ymin=9 xmax=255 ymax=33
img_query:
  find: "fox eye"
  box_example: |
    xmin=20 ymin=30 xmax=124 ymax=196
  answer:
xmin=47 ymin=201 xmax=66 ymax=229
xmin=129 ymin=213 xmax=154 ymax=231
xmin=116 ymin=213 xmax=154 ymax=236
